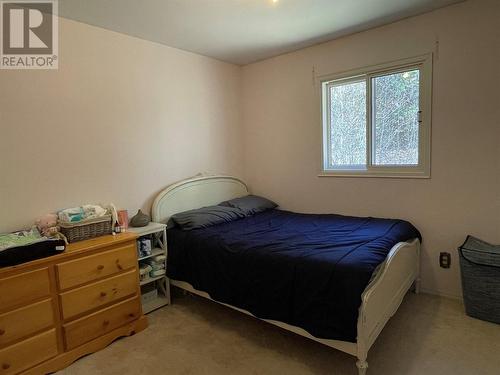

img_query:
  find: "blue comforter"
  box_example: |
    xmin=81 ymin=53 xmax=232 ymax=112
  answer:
xmin=167 ymin=209 xmax=421 ymax=342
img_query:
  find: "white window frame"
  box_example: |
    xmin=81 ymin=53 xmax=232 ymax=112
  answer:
xmin=318 ymin=54 xmax=432 ymax=178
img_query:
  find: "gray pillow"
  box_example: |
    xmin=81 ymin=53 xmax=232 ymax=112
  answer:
xmin=219 ymin=195 xmax=277 ymax=215
xmin=170 ymin=205 xmax=246 ymax=231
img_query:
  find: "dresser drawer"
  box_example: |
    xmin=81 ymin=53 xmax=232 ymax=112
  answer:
xmin=0 ymin=299 xmax=54 ymax=347
xmin=0 ymin=269 xmax=50 ymax=312
xmin=0 ymin=329 xmax=57 ymax=375
xmin=60 ymin=270 xmax=138 ymax=320
xmin=57 ymin=244 xmax=137 ymax=290
xmin=64 ymin=297 xmax=141 ymax=350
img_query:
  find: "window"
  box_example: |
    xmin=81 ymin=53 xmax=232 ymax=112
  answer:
xmin=320 ymin=55 xmax=432 ymax=177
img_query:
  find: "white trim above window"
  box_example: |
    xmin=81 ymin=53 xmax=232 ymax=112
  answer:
xmin=318 ymin=54 xmax=432 ymax=178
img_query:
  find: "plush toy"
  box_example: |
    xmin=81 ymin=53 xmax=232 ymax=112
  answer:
xmin=36 ymin=213 xmax=68 ymax=244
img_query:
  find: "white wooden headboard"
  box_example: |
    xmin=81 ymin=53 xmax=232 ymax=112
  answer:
xmin=151 ymin=175 xmax=249 ymax=224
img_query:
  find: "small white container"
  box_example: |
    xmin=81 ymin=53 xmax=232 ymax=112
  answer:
xmin=141 ymin=286 xmax=158 ymax=305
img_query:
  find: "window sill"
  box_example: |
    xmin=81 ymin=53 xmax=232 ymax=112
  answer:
xmin=318 ymin=171 xmax=430 ymax=179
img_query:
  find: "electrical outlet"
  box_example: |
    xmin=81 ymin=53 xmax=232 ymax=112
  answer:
xmin=440 ymin=252 xmax=451 ymax=268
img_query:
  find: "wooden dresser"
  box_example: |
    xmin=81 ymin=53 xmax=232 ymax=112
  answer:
xmin=0 ymin=233 xmax=147 ymax=374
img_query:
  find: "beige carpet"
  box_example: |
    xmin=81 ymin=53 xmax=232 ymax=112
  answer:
xmin=58 ymin=291 xmax=500 ymax=375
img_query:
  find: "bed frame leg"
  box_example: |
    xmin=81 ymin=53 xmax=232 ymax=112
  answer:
xmin=356 ymin=359 xmax=368 ymax=375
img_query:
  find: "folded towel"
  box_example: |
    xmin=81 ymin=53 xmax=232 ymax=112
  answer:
xmin=58 ymin=204 xmax=110 ymax=224
xmin=82 ymin=205 xmax=107 ymax=220
xmin=58 ymin=207 xmax=85 ymax=223
xmin=152 ymin=254 xmax=166 ymax=263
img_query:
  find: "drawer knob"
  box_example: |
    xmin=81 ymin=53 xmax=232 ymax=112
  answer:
xmin=0 ymin=329 xmax=5 ymax=336
xmin=103 ymin=320 xmax=110 ymax=326
xmin=2 ymin=363 xmax=10 ymax=370
xmin=128 ymin=313 xmax=135 ymax=318
xmin=116 ymin=260 xmax=123 ymax=270
xmin=97 ymin=265 xmax=104 ymax=271
xmin=100 ymin=291 xmax=107 ymax=297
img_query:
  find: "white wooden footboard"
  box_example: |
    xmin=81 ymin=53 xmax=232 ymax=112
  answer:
xmin=355 ymin=239 xmax=421 ymax=374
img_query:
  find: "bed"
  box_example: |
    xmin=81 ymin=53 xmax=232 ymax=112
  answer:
xmin=152 ymin=175 xmax=421 ymax=375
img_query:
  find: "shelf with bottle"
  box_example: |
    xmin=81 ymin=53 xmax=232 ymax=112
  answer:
xmin=127 ymin=222 xmax=170 ymax=314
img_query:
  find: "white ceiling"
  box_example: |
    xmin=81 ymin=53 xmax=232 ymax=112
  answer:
xmin=58 ymin=0 xmax=463 ymax=65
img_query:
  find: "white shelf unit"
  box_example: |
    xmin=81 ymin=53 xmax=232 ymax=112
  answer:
xmin=140 ymin=274 xmax=166 ymax=286
xmin=128 ymin=222 xmax=171 ymax=314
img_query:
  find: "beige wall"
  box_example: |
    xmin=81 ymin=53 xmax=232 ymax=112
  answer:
xmin=241 ymin=0 xmax=500 ymax=298
xmin=0 ymin=17 xmax=243 ymax=233
xmin=1 ymin=0 xmax=498 ymax=299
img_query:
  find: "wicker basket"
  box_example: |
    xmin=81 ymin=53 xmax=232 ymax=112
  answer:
xmin=59 ymin=215 xmax=112 ymax=243
xmin=458 ymin=235 xmax=500 ymax=324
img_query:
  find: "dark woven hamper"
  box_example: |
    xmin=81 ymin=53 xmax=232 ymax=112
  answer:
xmin=458 ymin=235 xmax=500 ymax=324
